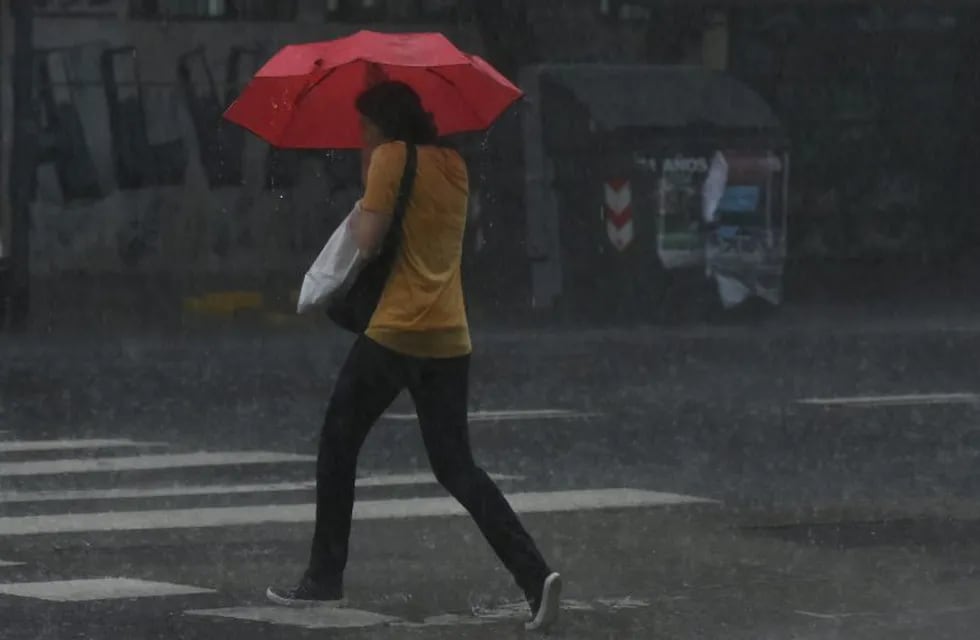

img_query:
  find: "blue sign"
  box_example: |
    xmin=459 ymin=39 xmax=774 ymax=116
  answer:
xmin=718 ymin=186 xmax=760 ymax=214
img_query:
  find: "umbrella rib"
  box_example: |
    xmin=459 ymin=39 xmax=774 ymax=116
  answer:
xmin=424 ymin=67 xmax=487 ymax=129
xmin=296 ymin=66 xmax=338 ymax=106
xmin=275 ymin=66 xmax=339 ymax=147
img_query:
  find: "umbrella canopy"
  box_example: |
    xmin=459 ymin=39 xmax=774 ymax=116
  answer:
xmin=223 ymin=30 xmax=523 ymax=149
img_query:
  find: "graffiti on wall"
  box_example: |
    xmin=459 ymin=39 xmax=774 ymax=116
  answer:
xmin=178 ymin=45 xmax=259 ymax=188
xmin=26 ymin=35 xmax=365 ymax=273
xmin=102 ymin=46 xmax=188 ymax=189
xmin=31 ymin=42 xmax=312 ymax=201
xmin=34 ymin=47 xmax=104 ymax=201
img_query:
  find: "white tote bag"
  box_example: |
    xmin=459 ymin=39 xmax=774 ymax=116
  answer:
xmin=296 ymin=203 xmax=365 ymax=314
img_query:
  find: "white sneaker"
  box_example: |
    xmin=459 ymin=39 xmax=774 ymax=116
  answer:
xmin=525 ymin=572 xmax=562 ymax=632
xmin=265 ymin=577 xmax=346 ymax=608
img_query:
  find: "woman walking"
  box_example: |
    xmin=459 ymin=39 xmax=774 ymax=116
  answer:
xmin=266 ymin=81 xmax=562 ymax=632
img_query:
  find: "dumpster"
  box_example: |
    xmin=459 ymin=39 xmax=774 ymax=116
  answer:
xmin=520 ymin=64 xmax=789 ymax=322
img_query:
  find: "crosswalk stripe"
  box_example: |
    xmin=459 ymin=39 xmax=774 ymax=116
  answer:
xmin=0 ymin=439 xmax=166 ymax=453
xmin=186 ymin=596 xmax=652 ymax=630
xmin=0 ymin=451 xmax=314 ymax=477
xmin=0 ymin=560 xmax=24 ymax=568
xmin=0 ymin=489 xmax=716 ymax=536
xmin=797 ymin=392 xmax=980 ymax=407
xmin=186 ymin=606 xmax=399 ymax=629
xmin=0 ymin=472 xmax=521 ymax=504
xmin=0 ymin=578 xmax=215 ymax=601
xmin=384 ymin=409 xmax=597 ymax=422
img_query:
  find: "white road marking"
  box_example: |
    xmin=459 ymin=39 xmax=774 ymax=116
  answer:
xmin=394 ymin=598 xmax=642 ymax=628
xmin=0 ymin=560 xmax=24 ymax=568
xmin=185 ymin=606 xmax=399 ymax=629
xmin=794 ymin=605 xmax=980 ymax=621
xmin=384 ymin=409 xmax=598 ymax=422
xmin=0 ymin=451 xmax=315 ymax=477
xmin=189 ymin=597 xmax=645 ymax=630
xmin=468 ymin=600 xmax=530 ymax=621
xmin=0 ymin=489 xmax=716 ymax=536
xmin=794 ymin=609 xmax=855 ymax=620
xmin=355 ymin=472 xmax=519 ymax=487
xmin=796 ymin=392 xmax=980 ymax=408
xmin=0 ymin=472 xmax=520 ymax=504
xmin=0 ymin=578 xmax=214 ymax=602
xmin=0 ymin=439 xmax=166 ymax=453
xmin=597 ymin=596 xmax=651 ymax=610
xmin=396 ymin=613 xmax=494 ymax=627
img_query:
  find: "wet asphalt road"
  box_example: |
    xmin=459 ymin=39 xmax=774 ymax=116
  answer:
xmin=2 ymin=317 xmax=980 ymax=638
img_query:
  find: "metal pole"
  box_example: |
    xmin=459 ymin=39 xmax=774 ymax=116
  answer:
xmin=8 ymin=0 xmax=34 ymax=329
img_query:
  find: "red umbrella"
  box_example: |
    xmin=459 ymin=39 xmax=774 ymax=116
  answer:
xmin=223 ymin=30 xmax=523 ymax=149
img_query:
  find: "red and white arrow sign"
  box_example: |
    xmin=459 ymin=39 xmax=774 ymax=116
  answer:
xmin=603 ymin=179 xmax=634 ymax=252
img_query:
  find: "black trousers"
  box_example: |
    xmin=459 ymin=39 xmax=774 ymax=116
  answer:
xmin=306 ymin=336 xmax=551 ymax=598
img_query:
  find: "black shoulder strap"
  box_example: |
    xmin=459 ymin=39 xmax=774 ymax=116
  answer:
xmin=391 ymin=143 xmax=417 ymax=225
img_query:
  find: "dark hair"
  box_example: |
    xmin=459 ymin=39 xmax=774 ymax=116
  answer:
xmin=355 ymin=81 xmax=439 ymax=145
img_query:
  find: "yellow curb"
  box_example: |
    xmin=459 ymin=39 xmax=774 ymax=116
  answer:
xmin=259 ymin=311 xmax=321 ymax=328
xmin=182 ymin=291 xmax=265 ymax=316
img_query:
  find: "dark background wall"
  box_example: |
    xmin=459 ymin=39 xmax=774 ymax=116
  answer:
xmin=4 ymin=0 xmax=979 ymax=326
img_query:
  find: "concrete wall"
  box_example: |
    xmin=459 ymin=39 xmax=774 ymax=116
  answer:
xmin=1 ymin=0 xmax=727 ymax=282
xmin=4 ymin=1 xmax=481 ymax=276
